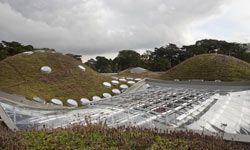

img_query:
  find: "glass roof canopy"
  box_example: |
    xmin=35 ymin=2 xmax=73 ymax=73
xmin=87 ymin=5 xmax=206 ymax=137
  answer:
xmin=1 ymin=80 xmax=250 ymax=136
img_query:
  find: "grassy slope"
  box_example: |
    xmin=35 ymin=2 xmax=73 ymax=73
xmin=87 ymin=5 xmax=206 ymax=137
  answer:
xmin=161 ymin=54 xmax=250 ymax=81
xmin=0 ymin=125 xmax=245 ymax=150
xmin=0 ymin=52 xmax=111 ymax=102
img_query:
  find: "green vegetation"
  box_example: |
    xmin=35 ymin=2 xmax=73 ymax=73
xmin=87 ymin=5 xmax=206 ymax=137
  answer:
xmin=0 ymin=125 xmax=245 ymax=150
xmin=86 ymin=39 xmax=250 ymax=73
xmin=162 ymin=54 xmax=250 ymax=81
xmin=0 ymin=41 xmax=34 ymax=61
xmin=86 ymin=50 xmax=144 ymax=73
xmin=0 ymin=52 xmax=111 ymax=102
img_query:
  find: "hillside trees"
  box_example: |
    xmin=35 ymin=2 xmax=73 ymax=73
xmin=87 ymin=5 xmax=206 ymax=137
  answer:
xmin=0 ymin=41 xmax=34 ymax=61
xmin=95 ymin=56 xmax=113 ymax=73
xmin=183 ymin=39 xmax=248 ymax=59
xmin=86 ymin=39 xmax=250 ymax=73
xmin=149 ymin=44 xmax=181 ymax=71
xmin=1 ymin=39 xmax=249 ymax=73
xmin=114 ymin=50 xmax=144 ymax=71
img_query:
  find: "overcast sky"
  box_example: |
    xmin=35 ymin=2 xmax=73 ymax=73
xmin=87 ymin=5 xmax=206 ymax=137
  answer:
xmin=0 ymin=0 xmax=250 ymax=60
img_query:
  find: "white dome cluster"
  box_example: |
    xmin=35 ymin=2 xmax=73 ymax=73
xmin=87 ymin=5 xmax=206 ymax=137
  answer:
xmin=48 ymin=76 xmax=142 ymax=107
xmin=43 ymin=61 xmax=142 ymax=107
xmin=39 ymin=56 xmax=148 ymax=108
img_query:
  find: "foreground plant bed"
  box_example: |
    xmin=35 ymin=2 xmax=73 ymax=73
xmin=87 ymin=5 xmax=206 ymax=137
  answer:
xmin=0 ymin=125 xmax=246 ymax=150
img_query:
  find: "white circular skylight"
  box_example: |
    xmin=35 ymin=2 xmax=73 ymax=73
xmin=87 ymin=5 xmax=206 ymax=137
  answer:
xmin=51 ymin=98 xmax=63 ymax=106
xmin=41 ymin=66 xmax=52 ymax=74
xmin=135 ymin=78 xmax=142 ymax=82
xmin=103 ymin=82 xmax=112 ymax=88
xmin=111 ymin=80 xmax=119 ymax=85
xmin=127 ymin=81 xmax=135 ymax=85
xmin=23 ymin=51 xmax=33 ymax=55
xmin=67 ymin=99 xmax=78 ymax=107
xmin=92 ymin=96 xmax=101 ymax=101
xmin=80 ymin=98 xmax=90 ymax=105
xmin=112 ymin=89 xmax=121 ymax=95
xmin=119 ymin=78 xmax=127 ymax=82
xmin=126 ymin=77 xmax=134 ymax=80
xmin=120 ymin=84 xmax=129 ymax=89
xmin=103 ymin=93 xmax=112 ymax=98
xmin=78 ymin=65 xmax=86 ymax=72
xmin=33 ymin=97 xmax=46 ymax=104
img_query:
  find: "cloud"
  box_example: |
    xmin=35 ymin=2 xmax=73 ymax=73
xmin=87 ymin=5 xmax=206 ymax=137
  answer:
xmin=184 ymin=0 xmax=250 ymax=44
xmin=0 ymin=0 xmax=234 ymax=55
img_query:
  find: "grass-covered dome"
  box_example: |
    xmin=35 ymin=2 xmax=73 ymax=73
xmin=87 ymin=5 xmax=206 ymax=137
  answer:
xmin=0 ymin=51 xmax=111 ymax=102
xmin=162 ymin=54 xmax=250 ymax=81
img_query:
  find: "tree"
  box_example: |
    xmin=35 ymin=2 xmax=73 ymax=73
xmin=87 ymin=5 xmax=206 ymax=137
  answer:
xmin=150 ymin=58 xmax=171 ymax=71
xmin=114 ymin=50 xmax=143 ymax=71
xmin=141 ymin=50 xmax=152 ymax=70
xmin=0 ymin=48 xmax=8 ymax=60
xmin=149 ymin=44 xmax=181 ymax=71
xmin=0 ymin=43 xmax=7 ymax=60
xmin=183 ymin=39 xmax=248 ymax=59
xmin=95 ymin=56 xmax=113 ymax=73
xmin=0 ymin=41 xmax=35 ymax=61
xmin=85 ymin=59 xmax=97 ymax=71
xmin=24 ymin=45 xmax=34 ymax=52
xmin=0 ymin=43 xmax=3 ymax=49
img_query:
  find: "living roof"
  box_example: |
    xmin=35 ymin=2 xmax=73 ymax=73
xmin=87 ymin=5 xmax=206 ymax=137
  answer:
xmin=161 ymin=54 xmax=250 ymax=81
xmin=0 ymin=125 xmax=245 ymax=150
xmin=0 ymin=52 xmax=111 ymax=103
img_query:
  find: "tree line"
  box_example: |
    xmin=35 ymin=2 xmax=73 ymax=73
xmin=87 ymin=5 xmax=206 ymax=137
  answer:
xmin=0 ymin=41 xmax=34 ymax=61
xmin=0 ymin=40 xmax=82 ymax=62
xmin=1 ymin=39 xmax=250 ymax=73
xmin=85 ymin=39 xmax=250 ymax=73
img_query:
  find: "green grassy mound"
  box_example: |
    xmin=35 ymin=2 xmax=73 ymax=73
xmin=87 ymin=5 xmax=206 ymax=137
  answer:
xmin=0 ymin=125 xmax=245 ymax=150
xmin=162 ymin=54 xmax=250 ymax=81
xmin=0 ymin=52 xmax=111 ymax=102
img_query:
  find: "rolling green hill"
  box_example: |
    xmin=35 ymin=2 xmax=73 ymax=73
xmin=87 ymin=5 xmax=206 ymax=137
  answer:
xmin=161 ymin=54 xmax=250 ymax=81
xmin=0 ymin=51 xmax=111 ymax=102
